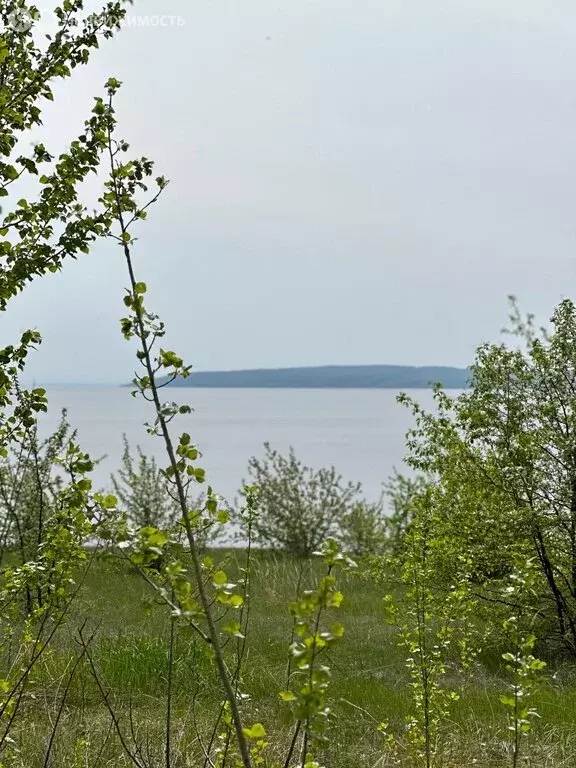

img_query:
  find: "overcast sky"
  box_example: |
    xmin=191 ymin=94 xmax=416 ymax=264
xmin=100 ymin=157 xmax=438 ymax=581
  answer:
xmin=5 ymin=0 xmax=576 ymax=383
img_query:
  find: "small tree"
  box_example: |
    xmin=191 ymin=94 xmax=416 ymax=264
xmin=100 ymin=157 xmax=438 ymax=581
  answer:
xmin=243 ymin=443 xmax=361 ymax=557
xmin=498 ymin=559 xmax=547 ymax=768
xmin=383 ymin=490 xmax=477 ymax=768
xmin=0 ymin=412 xmax=64 ymax=555
xmin=382 ymin=470 xmax=431 ymax=556
xmin=111 ymin=435 xmax=179 ymax=530
xmin=339 ymin=498 xmax=387 ymax=556
xmin=0 ymin=409 xmax=75 ymax=610
xmin=110 ymin=436 xmax=219 ymax=555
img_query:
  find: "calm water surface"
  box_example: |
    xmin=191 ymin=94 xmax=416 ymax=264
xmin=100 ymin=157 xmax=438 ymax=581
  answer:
xmin=36 ymin=388 xmax=460 ymax=504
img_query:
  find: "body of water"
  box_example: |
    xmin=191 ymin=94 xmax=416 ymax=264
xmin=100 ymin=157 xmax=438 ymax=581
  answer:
xmin=36 ymin=387 xmax=458 ymax=504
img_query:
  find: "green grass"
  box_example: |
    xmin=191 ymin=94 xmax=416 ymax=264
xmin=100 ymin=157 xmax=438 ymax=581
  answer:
xmin=2 ymin=549 xmax=576 ymax=766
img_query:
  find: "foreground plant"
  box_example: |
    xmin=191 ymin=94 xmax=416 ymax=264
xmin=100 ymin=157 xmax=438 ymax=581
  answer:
xmin=281 ymin=539 xmax=356 ymax=766
xmin=0 ymin=0 xmax=139 ymax=759
xmin=0 ymin=411 xmax=75 ymax=606
xmin=90 ymin=73 xmax=362 ymax=766
xmin=383 ymin=490 xmax=478 ymax=768
xmin=97 ymin=80 xmax=257 ymax=767
xmin=499 ymin=559 xmax=547 ymax=768
xmin=0 ymin=436 xmax=99 ymax=761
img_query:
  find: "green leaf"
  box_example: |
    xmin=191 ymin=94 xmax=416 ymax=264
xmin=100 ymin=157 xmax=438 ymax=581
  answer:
xmin=223 ymin=620 xmax=243 ymax=637
xmin=279 ymin=690 xmax=296 ymax=702
xmin=327 ymin=591 xmax=344 ymax=608
xmin=229 ymin=594 xmax=244 ymax=608
xmin=331 ymin=622 xmax=345 ymax=638
xmin=213 ymin=570 xmax=227 ymax=586
xmin=243 ymin=723 xmax=266 ymax=740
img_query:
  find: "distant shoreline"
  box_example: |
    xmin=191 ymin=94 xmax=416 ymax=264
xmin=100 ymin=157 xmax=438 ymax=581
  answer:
xmin=138 ymin=364 xmax=471 ymax=390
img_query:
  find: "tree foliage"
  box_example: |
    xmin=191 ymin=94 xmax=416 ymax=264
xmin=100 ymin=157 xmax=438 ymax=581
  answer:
xmin=380 ymin=469 xmax=431 ymax=557
xmin=400 ymin=298 xmax=576 ymax=655
xmin=339 ymin=498 xmax=388 ymax=557
xmin=243 ymin=442 xmax=363 ymax=557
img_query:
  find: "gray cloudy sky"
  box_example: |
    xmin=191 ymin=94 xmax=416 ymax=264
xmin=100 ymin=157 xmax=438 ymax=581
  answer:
xmin=6 ymin=0 xmax=576 ymax=383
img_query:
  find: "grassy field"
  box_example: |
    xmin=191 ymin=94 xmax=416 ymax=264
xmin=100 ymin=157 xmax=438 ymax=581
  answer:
xmin=6 ymin=549 xmax=576 ymax=767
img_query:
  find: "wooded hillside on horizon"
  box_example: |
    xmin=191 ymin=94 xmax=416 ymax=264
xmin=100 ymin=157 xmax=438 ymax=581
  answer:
xmin=148 ymin=364 xmax=471 ymax=389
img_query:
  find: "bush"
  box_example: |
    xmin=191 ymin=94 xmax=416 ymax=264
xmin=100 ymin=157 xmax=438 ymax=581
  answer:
xmin=339 ymin=498 xmax=388 ymax=557
xmin=243 ymin=443 xmax=362 ymax=557
xmin=0 ymin=410 xmax=73 ymax=566
xmin=399 ymin=298 xmax=576 ymax=656
xmin=382 ymin=469 xmax=431 ymax=556
xmin=111 ymin=435 xmax=179 ymax=531
xmin=110 ymin=436 xmax=218 ymax=554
